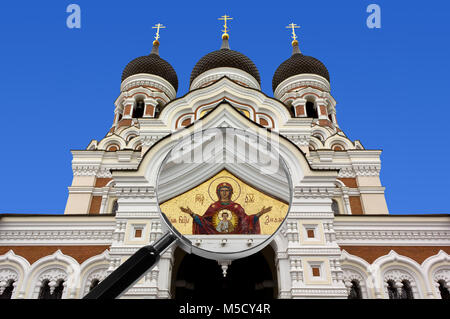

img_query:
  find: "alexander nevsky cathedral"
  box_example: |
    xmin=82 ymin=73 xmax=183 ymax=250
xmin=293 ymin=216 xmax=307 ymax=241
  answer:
xmin=0 ymin=18 xmax=449 ymax=300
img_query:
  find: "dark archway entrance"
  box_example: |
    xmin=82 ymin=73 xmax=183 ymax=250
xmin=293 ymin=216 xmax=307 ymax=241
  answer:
xmin=171 ymin=245 xmax=278 ymax=300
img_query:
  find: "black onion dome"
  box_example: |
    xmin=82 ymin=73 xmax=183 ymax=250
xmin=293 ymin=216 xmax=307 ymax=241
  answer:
xmin=272 ymin=51 xmax=330 ymax=92
xmin=190 ymin=44 xmax=261 ymax=85
xmin=121 ymin=46 xmax=178 ymax=92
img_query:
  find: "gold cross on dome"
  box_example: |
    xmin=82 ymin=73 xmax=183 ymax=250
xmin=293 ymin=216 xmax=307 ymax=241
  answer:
xmin=218 ymin=14 xmax=233 ymax=35
xmin=286 ymin=23 xmax=300 ymax=41
xmin=152 ymin=23 xmax=166 ymax=41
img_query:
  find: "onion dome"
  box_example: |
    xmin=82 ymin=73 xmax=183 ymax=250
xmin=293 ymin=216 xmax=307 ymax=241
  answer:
xmin=121 ymin=40 xmax=178 ymax=92
xmin=190 ymin=35 xmax=261 ymax=88
xmin=272 ymin=40 xmax=329 ymax=92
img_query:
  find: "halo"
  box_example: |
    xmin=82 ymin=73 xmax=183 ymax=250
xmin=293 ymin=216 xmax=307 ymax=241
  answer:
xmin=208 ymin=176 xmax=241 ymax=202
xmin=212 ymin=209 xmax=238 ymax=232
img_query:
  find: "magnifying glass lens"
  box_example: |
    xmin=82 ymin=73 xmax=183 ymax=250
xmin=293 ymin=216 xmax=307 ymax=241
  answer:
xmin=157 ymin=128 xmax=292 ymax=260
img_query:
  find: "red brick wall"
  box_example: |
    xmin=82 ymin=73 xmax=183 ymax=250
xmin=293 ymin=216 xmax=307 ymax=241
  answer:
xmin=338 ymin=178 xmax=358 ymax=188
xmin=349 ymin=196 xmax=364 ymax=215
xmin=95 ymin=178 xmax=112 ymax=188
xmin=89 ymin=196 xmax=102 ymax=215
xmin=340 ymin=246 xmax=450 ymax=264
xmin=0 ymin=246 xmax=110 ymax=264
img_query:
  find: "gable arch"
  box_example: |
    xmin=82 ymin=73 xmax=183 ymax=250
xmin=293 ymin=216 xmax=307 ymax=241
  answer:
xmin=158 ymin=77 xmax=292 ymax=131
xmin=79 ymin=250 xmax=111 ymax=298
xmin=340 ymin=250 xmax=372 ymax=298
xmin=113 ymin=102 xmax=337 ymax=190
xmin=372 ymin=251 xmax=426 ymax=298
xmin=0 ymin=250 xmax=30 ymax=299
xmin=98 ymin=135 xmax=127 ymax=151
xmin=24 ymin=250 xmax=80 ymax=299
xmin=421 ymin=250 xmax=450 ymax=298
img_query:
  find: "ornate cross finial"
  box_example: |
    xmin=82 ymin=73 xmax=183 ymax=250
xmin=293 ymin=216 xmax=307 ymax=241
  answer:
xmin=152 ymin=23 xmax=166 ymax=43
xmin=218 ymin=14 xmax=233 ymax=39
xmin=286 ymin=23 xmax=300 ymax=42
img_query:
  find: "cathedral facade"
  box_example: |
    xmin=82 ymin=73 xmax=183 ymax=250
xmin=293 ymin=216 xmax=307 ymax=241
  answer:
xmin=1 ymin=25 xmax=449 ymax=300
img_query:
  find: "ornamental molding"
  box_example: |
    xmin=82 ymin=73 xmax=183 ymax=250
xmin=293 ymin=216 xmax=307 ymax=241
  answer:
xmin=293 ymin=187 xmax=335 ymax=199
xmin=124 ymin=287 xmax=158 ymax=295
xmin=287 ymin=248 xmax=343 ymax=256
xmin=190 ymin=67 xmax=260 ymax=91
xmin=287 ymin=212 xmax=335 ymax=219
xmin=274 ymin=74 xmax=331 ymax=99
xmin=120 ymin=74 xmax=176 ymax=101
xmin=73 ymin=165 xmax=113 ymax=178
xmin=284 ymin=134 xmax=310 ymax=147
xmin=291 ymin=288 xmax=348 ymax=296
xmin=335 ymin=229 xmax=450 ymax=245
xmin=142 ymin=135 xmax=165 ymax=147
xmin=337 ymin=166 xmax=380 ymax=177
xmin=114 ymin=212 xmax=161 ymax=219
xmin=0 ymin=223 xmax=115 ymax=245
xmin=116 ymin=187 xmax=156 ymax=198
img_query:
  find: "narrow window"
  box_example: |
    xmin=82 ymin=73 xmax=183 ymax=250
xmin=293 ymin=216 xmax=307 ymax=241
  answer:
xmin=331 ymin=200 xmax=340 ymax=215
xmin=38 ymin=280 xmax=52 ymax=299
xmin=0 ymin=280 xmax=15 ymax=299
xmin=89 ymin=279 xmax=100 ymax=291
xmin=387 ymin=280 xmax=398 ymax=299
xmin=305 ymin=101 xmax=316 ymax=118
xmin=52 ymin=280 xmax=65 ymax=299
xmin=348 ymin=280 xmax=363 ymax=299
xmin=400 ymin=280 xmax=414 ymax=299
xmin=112 ymin=199 xmax=118 ymax=214
xmin=307 ymin=229 xmax=315 ymax=238
xmin=38 ymin=279 xmax=65 ymax=299
xmin=133 ymin=99 xmax=145 ymax=118
xmin=438 ymin=280 xmax=450 ymax=299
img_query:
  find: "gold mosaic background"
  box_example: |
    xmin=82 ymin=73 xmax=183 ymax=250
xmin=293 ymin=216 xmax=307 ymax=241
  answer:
xmin=159 ymin=170 xmax=289 ymax=235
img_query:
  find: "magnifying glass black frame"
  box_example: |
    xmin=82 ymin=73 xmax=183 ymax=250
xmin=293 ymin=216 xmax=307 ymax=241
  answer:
xmin=84 ymin=128 xmax=292 ymax=299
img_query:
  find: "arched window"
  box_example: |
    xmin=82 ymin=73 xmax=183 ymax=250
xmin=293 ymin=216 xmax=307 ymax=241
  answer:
xmin=133 ymin=99 xmax=145 ymax=119
xmin=38 ymin=279 xmax=65 ymax=299
xmin=154 ymin=100 xmax=163 ymax=118
xmin=0 ymin=280 xmax=15 ymax=299
xmin=112 ymin=199 xmax=118 ymax=214
xmin=348 ymin=280 xmax=363 ymax=299
xmin=331 ymin=200 xmax=340 ymax=215
xmin=332 ymin=144 xmax=344 ymax=151
xmin=305 ymin=101 xmax=316 ymax=118
xmin=387 ymin=280 xmax=398 ymax=299
xmin=89 ymin=279 xmax=100 ymax=291
xmin=107 ymin=144 xmax=119 ymax=152
xmin=438 ymin=280 xmax=450 ymax=299
xmin=400 ymin=280 xmax=414 ymax=299
xmin=38 ymin=280 xmax=51 ymax=299
xmin=312 ymin=134 xmax=323 ymax=142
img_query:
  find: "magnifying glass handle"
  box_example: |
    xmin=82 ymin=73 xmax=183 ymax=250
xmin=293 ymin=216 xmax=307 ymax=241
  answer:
xmin=83 ymin=232 xmax=177 ymax=299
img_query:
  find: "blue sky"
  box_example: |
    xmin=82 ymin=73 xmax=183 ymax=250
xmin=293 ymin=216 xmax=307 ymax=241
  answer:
xmin=0 ymin=1 xmax=449 ymax=214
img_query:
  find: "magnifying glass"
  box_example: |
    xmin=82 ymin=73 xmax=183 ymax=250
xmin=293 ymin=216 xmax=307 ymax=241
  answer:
xmin=84 ymin=127 xmax=292 ymax=299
